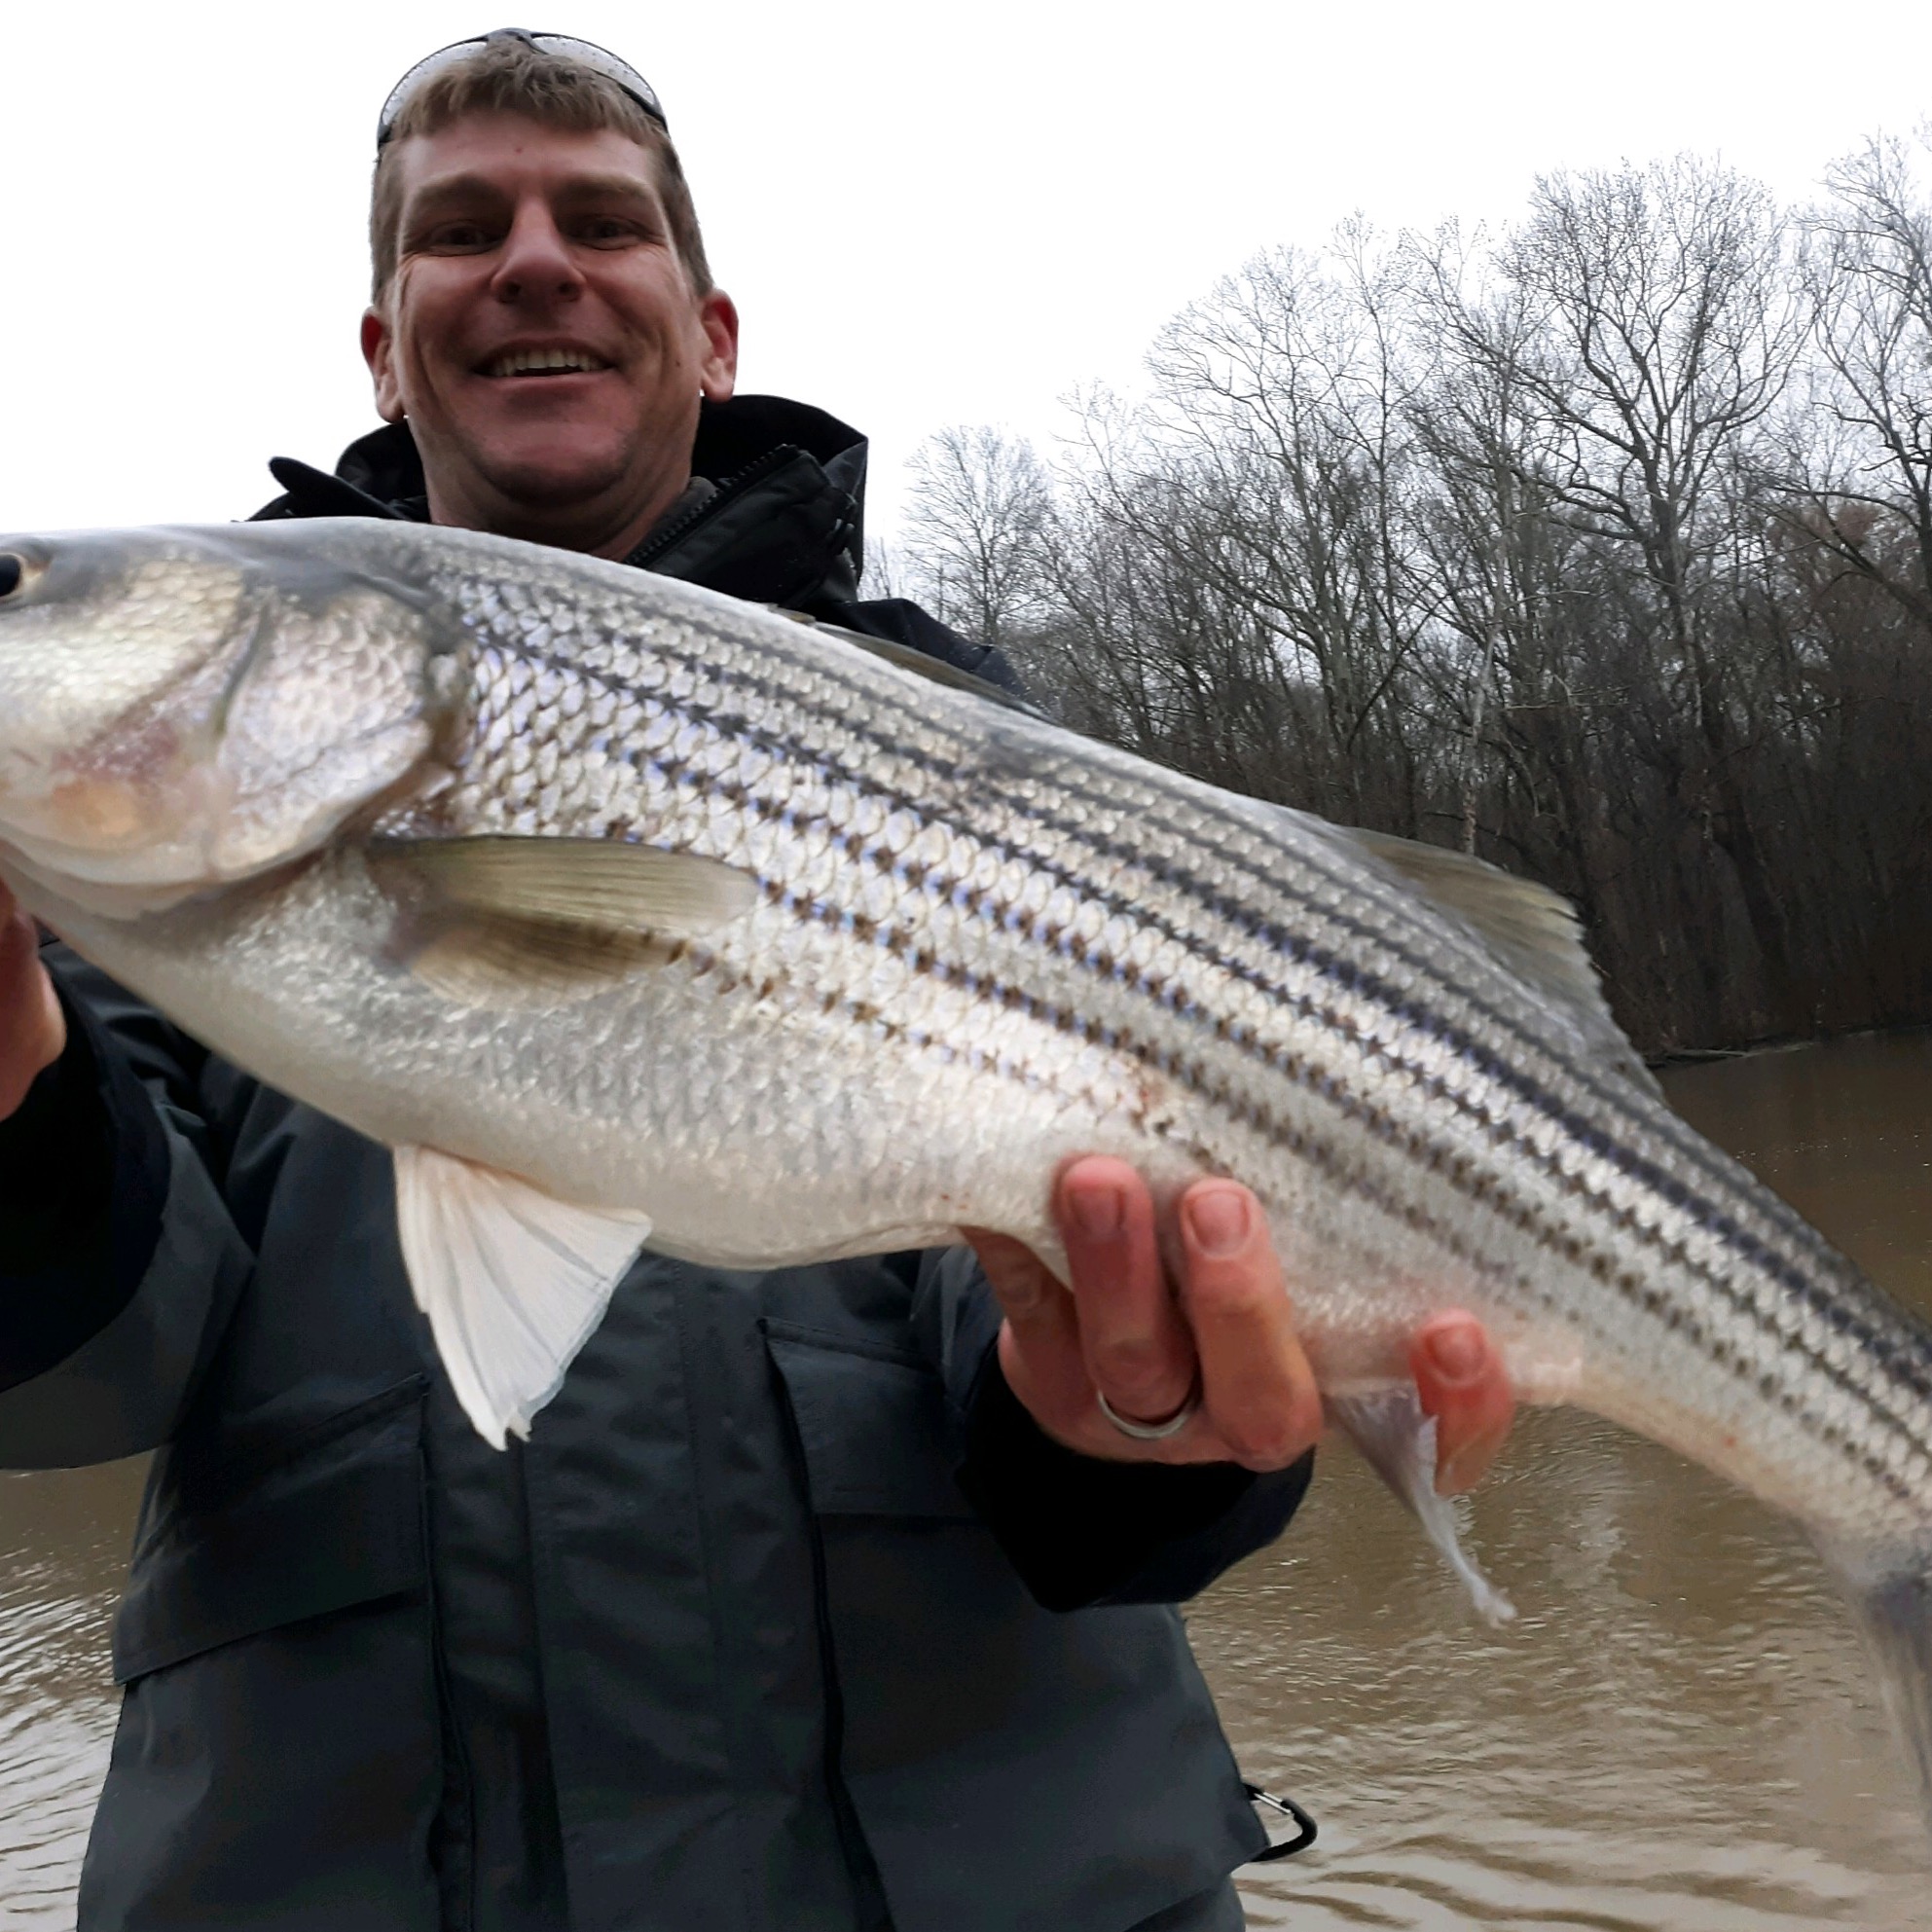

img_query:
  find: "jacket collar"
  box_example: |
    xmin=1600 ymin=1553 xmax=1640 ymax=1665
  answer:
xmin=260 ymin=394 xmax=870 ymax=586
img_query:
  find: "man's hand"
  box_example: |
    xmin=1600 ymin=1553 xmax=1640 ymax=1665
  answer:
xmin=966 ymin=1156 xmax=1515 ymax=1496
xmin=0 ymin=883 xmax=64 ymax=1122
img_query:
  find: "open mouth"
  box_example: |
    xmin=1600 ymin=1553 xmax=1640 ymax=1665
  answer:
xmin=481 ymin=346 xmax=612 ymax=379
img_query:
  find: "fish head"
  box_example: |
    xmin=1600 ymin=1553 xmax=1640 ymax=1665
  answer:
xmin=0 ymin=523 xmax=452 ymax=909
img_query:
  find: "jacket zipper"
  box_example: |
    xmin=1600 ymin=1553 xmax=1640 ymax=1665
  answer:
xmin=626 ymin=444 xmax=801 ymax=570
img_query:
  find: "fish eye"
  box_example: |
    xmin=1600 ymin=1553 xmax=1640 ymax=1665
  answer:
xmin=0 ymin=555 xmax=20 ymax=599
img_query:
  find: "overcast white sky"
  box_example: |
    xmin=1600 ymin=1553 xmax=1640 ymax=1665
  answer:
xmin=6 ymin=0 xmax=1930 ymax=544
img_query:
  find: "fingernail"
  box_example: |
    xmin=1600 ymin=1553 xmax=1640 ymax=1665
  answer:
xmin=1185 ymin=1185 xmax=1251 ymax=1258
xmin=1070 ymin=1182 xmax=1124 ymax=1241
xmin=1424 ymin=1323 xmax=1485 ymax=1384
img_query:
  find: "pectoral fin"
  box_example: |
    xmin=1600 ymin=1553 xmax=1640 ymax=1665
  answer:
xmin=370 ymin=834 xmax=760 ymax=1006
xmin=394 ymin=1145 xmax=653 ymax=1447
xmin=1329 ymin=1385 xmax=1517 ymax=1626
xmin=373 ymin=833 xmax=760 ymax=930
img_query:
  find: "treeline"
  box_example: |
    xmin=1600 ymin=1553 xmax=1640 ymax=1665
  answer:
xmin=887 ymin=142 xmax=1932 ymax=1057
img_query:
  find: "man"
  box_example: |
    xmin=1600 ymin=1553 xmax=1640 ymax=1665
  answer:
xmin=0 ymin=31 xmax=1513 ymax=1931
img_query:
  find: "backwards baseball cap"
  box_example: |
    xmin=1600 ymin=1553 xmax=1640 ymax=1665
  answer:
xmin=377 ymin=27 xmax=667 ymax=150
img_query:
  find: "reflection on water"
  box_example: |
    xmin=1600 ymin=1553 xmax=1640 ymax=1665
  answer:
xmin=1202 ymin=1028 xmax=1932 ymax=1928
xmin=2 ymin=1033 xmax=1930 ymax=1925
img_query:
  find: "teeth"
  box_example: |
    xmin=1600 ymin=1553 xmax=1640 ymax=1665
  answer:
xmin=487 ymin=347 xmax=604 ymax=378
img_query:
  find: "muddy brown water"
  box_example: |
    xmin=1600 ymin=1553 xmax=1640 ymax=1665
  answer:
xmin=4 ymin=1032 xmax=1931 ymax=1927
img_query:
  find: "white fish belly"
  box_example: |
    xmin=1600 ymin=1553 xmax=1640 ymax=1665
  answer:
xmin=24 ymin=855 xmax=1175 ymax=1268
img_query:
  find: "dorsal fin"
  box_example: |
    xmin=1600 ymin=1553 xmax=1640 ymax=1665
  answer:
xmin=772 ymin=608 xmax=1046 ymax=718
xmin=1332 ymin=825 xmax=1660 ymax=1098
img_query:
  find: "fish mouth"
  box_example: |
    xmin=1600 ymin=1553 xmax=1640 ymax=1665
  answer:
xmin=477 ymin=344 xmax=614 ymax=380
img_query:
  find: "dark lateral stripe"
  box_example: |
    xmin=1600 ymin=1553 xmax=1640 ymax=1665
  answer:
xmin=498 ymin=631 xmax=1838 ymax=1321
xmin=788 ymin=677 xmax=1884 ymax=1313
xmin=989 ymin=733 xmax=1845 ymax=1267
xmin=493 ymin=635 xmax=1925 ymax=1424
xmin=725 ymin=746 xmax=1932 ymax=1481
xmin=565 ymin=645 xmax=1877 ymax=1322
xmin=612 ymin=618 xmax=1838 ymax=1277
xmin=474 ymin=637 xmax=1932 ymax=1457
xmin=769 ymin=881 xmax=1926 ymax=1511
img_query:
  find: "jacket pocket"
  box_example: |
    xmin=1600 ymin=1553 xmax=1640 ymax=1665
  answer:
xmin=112 ymin=1376 xmax=430 ymax=1679
xmin=766 ymin=1330 xmax=1261 ymax=1932
xmin=765 ymin=1325 xmax=976 ymax=1521
xmin=83 ymin=1378 xmax=444 ymax=1931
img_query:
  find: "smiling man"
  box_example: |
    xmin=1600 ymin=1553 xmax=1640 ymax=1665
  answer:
xmin=0 ymin=29 xmax=1512 ymax=1932
xmin=361 ymin=109 xmax=738 ymax=554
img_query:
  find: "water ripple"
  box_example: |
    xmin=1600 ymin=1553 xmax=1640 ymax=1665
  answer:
xmin=6 ymin=1038 xmax=1932 ymax=1925
xmin=0 ymin=1458 xmax=145 ymax=1928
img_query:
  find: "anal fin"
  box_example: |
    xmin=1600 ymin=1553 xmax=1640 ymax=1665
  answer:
xmin=1814 ymin=1530 xmax=1932 ymax=1832
xmin=1330 ymin=1385 xmax=1517 ymax=1627
xmin=394 ymin=1146 xmax=652 ymax=1448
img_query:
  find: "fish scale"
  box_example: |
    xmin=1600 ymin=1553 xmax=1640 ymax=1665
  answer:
xmin=420 ymin=528 xmax=1932 ymax=1526
xmin=438 ymin=564 xmax=1901 ymax=1275
xmin=5 ymin=516 xmax=1932 ymax=1837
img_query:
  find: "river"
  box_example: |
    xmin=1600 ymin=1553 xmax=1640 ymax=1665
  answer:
xmin=3 ymin=1031 xmax=1930 ymax=1927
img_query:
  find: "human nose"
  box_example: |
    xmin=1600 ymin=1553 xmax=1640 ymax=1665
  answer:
xmin=490 ymin=203 xmax=582 ymax=304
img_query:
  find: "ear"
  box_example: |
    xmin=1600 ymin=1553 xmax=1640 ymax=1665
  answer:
xmin=362 ymin=305 xmax=407 ymax=423
xmin=696 ymin=289 xmax=740 ymax=402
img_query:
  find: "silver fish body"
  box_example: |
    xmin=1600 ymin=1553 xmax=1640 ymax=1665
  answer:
xmin=5 ymin=518 xmax=1932 ymax=1819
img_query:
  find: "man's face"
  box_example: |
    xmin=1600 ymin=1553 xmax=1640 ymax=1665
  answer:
xmin=362 ymin=114 xmax=738 ymax=548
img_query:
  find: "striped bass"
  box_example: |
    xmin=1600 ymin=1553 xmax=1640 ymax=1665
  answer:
xmin=3 ymin=518 xmax=1931 ymax=1833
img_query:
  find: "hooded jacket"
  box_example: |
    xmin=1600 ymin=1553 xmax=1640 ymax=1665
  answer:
xmin=0 ymin=396 xmax=1309 ymax=1932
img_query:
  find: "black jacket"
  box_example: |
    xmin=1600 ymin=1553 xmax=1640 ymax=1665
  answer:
xmin=255 ymin=396 xmax=1002 ymax=690
xmin=0 ymin=397 xmax=1308 ymax=1932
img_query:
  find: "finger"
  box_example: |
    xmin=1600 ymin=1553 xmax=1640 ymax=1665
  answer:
xmin=1179 ymin=1182 xmax=1323 ymax=1470
xmin=1413 ymin=1313 xmax=1514 ymax=1497
xmin=1057 ymin=1156 xmax=1197 ymax=1427
xmin=0 ymin=910 xmax=63 ymax=1121
xmin=964 ymin=1227 xmax=1092 ymax=1446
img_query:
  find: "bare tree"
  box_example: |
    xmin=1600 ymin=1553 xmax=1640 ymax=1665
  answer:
xmin=1407 ymin=226 xmax=1602 ymax=882
xmin=902 ymin=425 xmax=1050 ymax=652
xmin=1480 ymin=158 xmax=1805 ymax=1020
xmin=1785 ymin=133 xmax=1932 ymax=632
xmin=892 ymin=151 xmax=1932 ymax=1056
xmin=1127 ymin=237 xmax=1435 ymax=822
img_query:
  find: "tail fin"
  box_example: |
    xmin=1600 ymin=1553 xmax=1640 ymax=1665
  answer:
xmin=1816 ymin=1533 xmax=1932 ymax=1829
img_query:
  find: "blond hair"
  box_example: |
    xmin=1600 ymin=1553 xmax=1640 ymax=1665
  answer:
xmin=368 ymin=36 xmax=712 ymax=301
